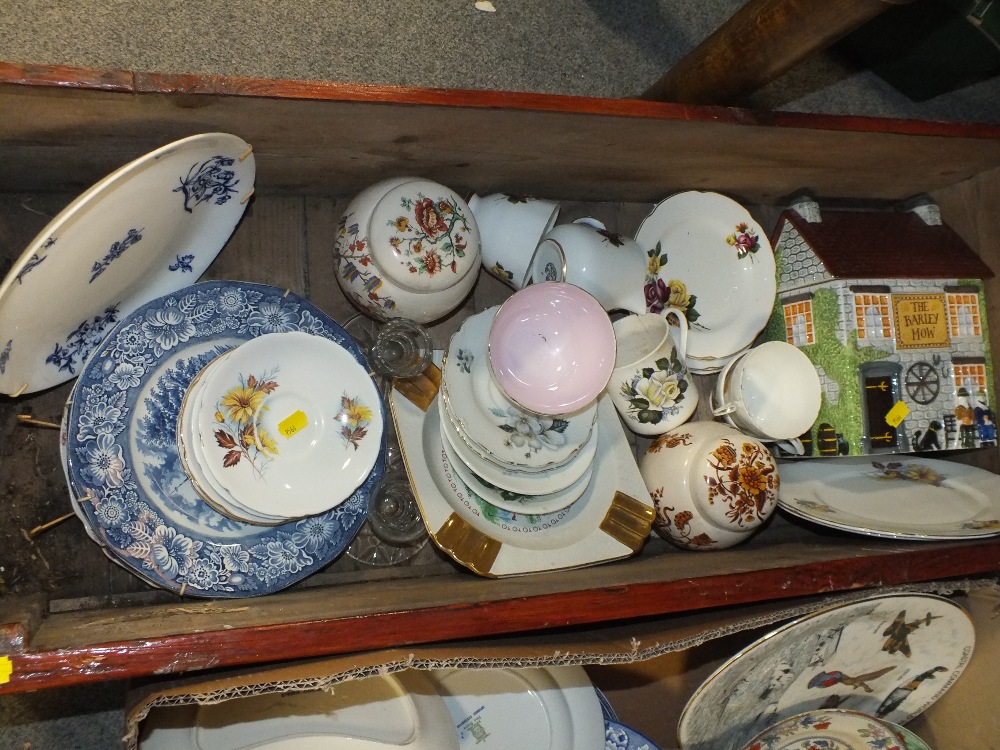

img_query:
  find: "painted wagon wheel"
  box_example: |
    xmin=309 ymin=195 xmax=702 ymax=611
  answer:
xmin=905 ymin=361 xmax=940 ymax=405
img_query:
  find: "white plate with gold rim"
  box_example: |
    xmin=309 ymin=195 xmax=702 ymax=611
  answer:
xmin=393 ymin=356 xmax=654 ymax=577
xmin=199 ymin=331 xmax=384 ymax=520
xmin=441 ymin=423 xmax=594 ymax=516
xmin=438 ymin=389 xmax=598 ymax=496
xmin=635 ymin=191 xmax=776 ymax=369
xmin=0 ymin=133 xmax=255 ymax=396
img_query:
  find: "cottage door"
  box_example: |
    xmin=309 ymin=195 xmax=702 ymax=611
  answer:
xmin=859 ymin=361 xmax=907 ymax=453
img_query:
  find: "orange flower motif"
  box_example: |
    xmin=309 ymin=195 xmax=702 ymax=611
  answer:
xmin=712 ymin=443 xmax=737 ymax=465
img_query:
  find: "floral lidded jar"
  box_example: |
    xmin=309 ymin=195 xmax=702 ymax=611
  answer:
xmin=334 ymin=177 xmax=482 ymax=323
xmin=639 ymin=421 xmax=779 ymax=550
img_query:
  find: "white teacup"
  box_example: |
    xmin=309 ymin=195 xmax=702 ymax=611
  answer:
xmin=528 ymin=218 xmax=647 ymax=314
xmin=467 ymin=192 xmax=560 ymax=289
xmin=711 ymin=340 xmax=821 ymax=442
xmin=608 ymin=307 xmax=698 ymax=435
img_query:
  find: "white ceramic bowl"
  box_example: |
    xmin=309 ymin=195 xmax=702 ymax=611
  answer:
xmin=488 ymin=282 xmax=616 ymax=416
xmin=334 ymin=177 xmax=482 ymax=323
xmin=197 ymin=331 xmax=384 ymax=519
xmin=639 ymin=421 xmax=779 ymax=550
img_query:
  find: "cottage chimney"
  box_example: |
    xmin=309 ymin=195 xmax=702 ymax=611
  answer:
xmin=789 ymin=194 xmax=821 ymax=223
xmin=904 ymin=195 xmax=942 ymax=226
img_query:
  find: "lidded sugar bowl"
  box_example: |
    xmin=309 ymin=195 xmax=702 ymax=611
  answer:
xmin=639 ymin=421 xmax=779 ymax=550
xmin=334 ymin=177 xmax=482 ymax=323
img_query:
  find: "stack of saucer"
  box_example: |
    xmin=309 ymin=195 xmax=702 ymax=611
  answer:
xmin=438 ymin=285 xmax=615 ymax=515
xmin=177 ymin=330 xmax=384 ymax=525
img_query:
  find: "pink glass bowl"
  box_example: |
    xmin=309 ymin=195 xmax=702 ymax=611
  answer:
xmin=487 ymin=282 xmax=616 ymax=416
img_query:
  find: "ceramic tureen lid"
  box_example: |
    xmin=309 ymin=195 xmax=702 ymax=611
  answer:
xmin=367 ymin=180 xmax=480 ymax=293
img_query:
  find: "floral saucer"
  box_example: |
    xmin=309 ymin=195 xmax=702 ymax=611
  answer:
xmin=65 ymin=281 xmax=384 ymax=597
xmin=177 ymin=354 xmax=289 ymax=526
xmin=441 ymin=428 xmax=594 ymax=516
xmin=635 ymin=191 xmax=776 ymax=370
xmin=393 ymin=362 xmax=654 ymax=576
xmin=0 ymin=133 xmax=255 ymax=396
xmin=195 ymin=331 xmax=384 ymax=520
xmin=443 ymin=307 xmax=597 ymax=472
xmin=438 ymin=392 xmax=598 ymax=496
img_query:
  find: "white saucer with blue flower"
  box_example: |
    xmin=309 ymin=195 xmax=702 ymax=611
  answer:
xmin=64 ymin=280 xmax=384 ymax=598
xmin=0 ymin=132 xmax=255 ymax=396
xmin=192 ymin=331 xmax=384 ymax=520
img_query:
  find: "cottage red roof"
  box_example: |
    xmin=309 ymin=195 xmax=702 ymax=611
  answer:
xmin=773 ymin=208 xmax=994 ymax=280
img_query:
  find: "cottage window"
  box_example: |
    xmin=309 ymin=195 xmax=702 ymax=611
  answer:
xmin=953 ymin=362 xmax=987 ymax=394
xmin=946 ymin=292 xmax=982 ymax=337
xmin=854 ymin=293 xmax=891 ymax=340
xmin=782 ymin=300 xmax=814 ymax=345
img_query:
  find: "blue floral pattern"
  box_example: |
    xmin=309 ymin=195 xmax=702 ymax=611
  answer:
xmin=0 ymin=339 xmax=10 ymax=375
xmin=45 ymin=304 xmax=120 ymax=375
xmin=15 ymin=251 xmax=47 ymax=284
xmin=67 ymin=281 xmax=383 ymax=597
xmin=174 ymin=155 xmax=240 ymax=213
xmin=90 ymin=227 xmax=144 ymax=282
xmin=169 ymin=253 xmax=195 ymax=272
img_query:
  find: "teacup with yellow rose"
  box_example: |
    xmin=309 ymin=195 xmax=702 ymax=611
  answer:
xmin=608 ymin=306 xmax=699 ymax=435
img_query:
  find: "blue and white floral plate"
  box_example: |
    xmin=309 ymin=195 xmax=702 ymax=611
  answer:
xmin=64 ymin=280 xmax=384 ymax=598
xmin=0 ymin=133 xmax=255 ymax=396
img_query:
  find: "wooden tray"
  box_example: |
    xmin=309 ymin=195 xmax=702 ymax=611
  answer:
xmin=1 ymin=61 xmax=999 ymax=694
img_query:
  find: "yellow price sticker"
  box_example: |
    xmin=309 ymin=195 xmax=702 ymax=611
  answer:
xmin=0 ymin=655 xmax=12 ymax=684
xmin=278 ymin=410 xmax=308 ymax=439
xmin=885 ymin=401 xmax=910 ymax=428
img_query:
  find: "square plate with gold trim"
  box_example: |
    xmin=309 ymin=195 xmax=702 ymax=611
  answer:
xmin=391 ymin=354 xmax=654 ymax=577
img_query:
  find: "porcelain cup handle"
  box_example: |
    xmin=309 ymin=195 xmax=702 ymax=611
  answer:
xmin=660 ymin=306 xmax=689 ymax=361
xmin=572 ymin=216 xmax=607 ymax=231
xmin=772 ymin=438 xmax=805 ymax=456
xmin=710 ymin=389 xmax=738 ymax=417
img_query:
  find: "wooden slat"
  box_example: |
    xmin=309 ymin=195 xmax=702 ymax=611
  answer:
xmin=4 ymin=67 xmax=1000 ymax=207
xmin=2 ymin=534 xmax=999 ymax=692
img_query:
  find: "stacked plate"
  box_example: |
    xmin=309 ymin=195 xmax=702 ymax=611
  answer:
xmin=439 ymin=307 xmax=601 ymax=516
xmin=176 ymin=330 xmax=384 ymax=525
xmin=61 ymin=280 xmax=386 ymax=598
